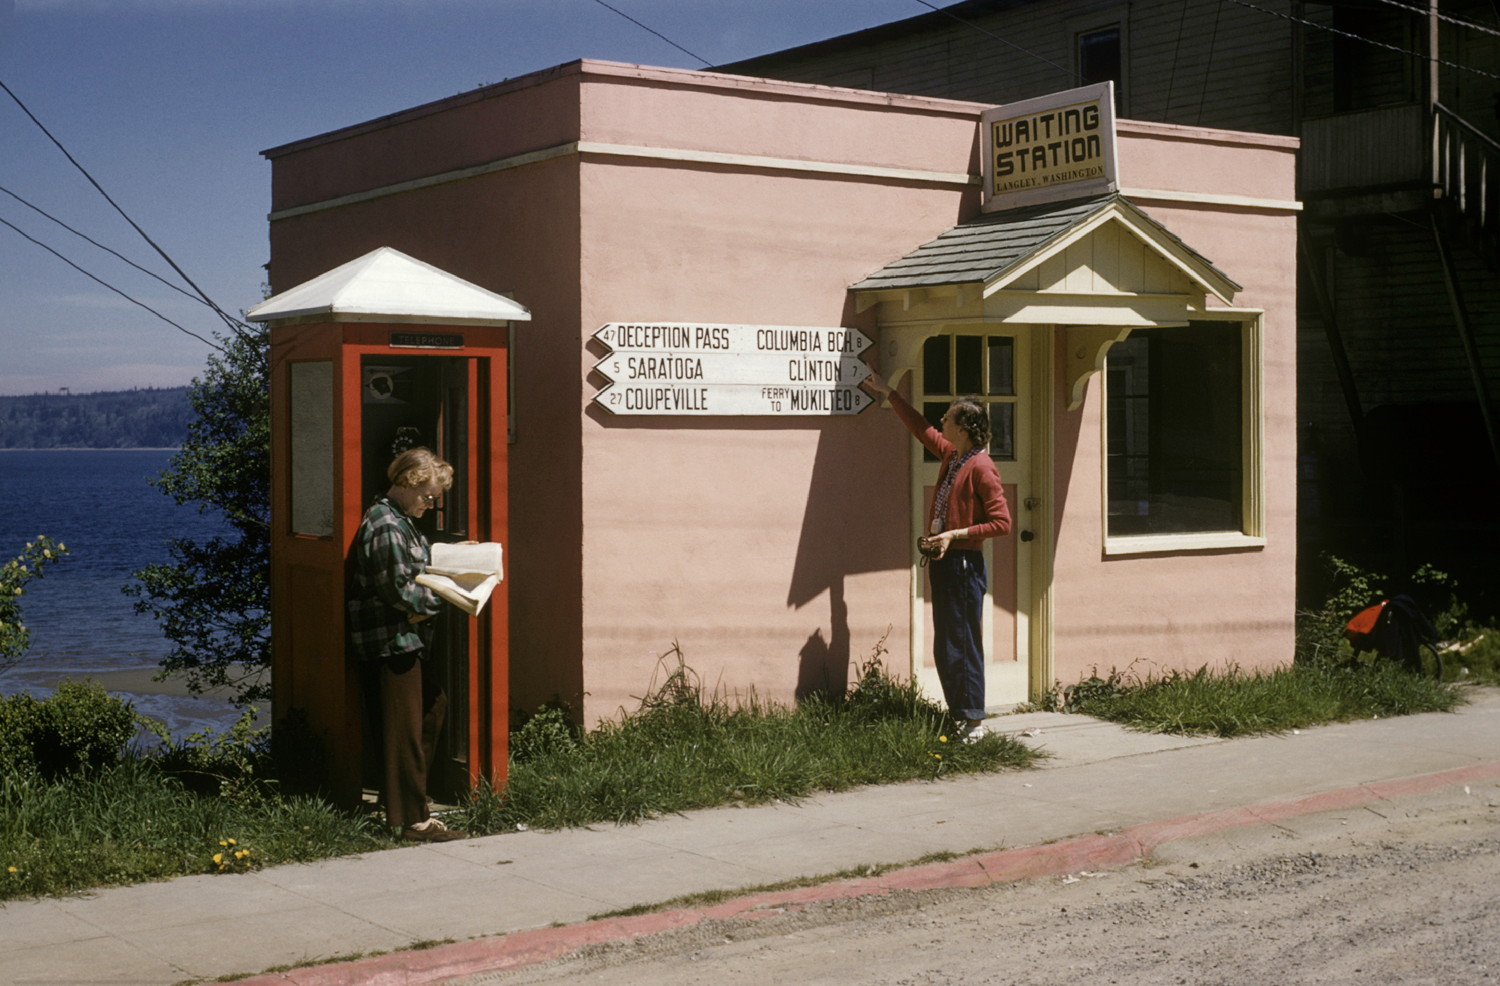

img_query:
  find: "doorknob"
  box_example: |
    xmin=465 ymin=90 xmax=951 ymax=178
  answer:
xmin=1020 ymin=530 xmax=1035 ymax=542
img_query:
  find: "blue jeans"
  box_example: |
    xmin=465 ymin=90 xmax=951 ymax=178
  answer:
xmin=928 ymin=549 xmax=986 ymax=721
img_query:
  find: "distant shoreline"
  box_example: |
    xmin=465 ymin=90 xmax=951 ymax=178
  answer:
xmin=35 ymin=665 xmax=256 ymax=701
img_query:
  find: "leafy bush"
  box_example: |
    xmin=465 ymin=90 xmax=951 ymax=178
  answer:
xmin=0 ymin=536 xmax=69 ymax=671
xmin=509 ymin=702 xmax=579 ymax=765
xmin=0 ymin=681 xmax=138 ymax=778
xmin=1296 ymin=554 xmax=1497 ymax=682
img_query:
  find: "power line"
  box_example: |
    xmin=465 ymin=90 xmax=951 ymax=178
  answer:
xmin=0 ymin=214 xmax=225 ymax=352
xmin=910 ymin=0 xmax=1079 ymax=82
xmin=1371 ymin=0 xmax=1500 ymax=39
xmin=1225 ymin=0 xmax=1500 ymax=80
xmin=0 ymin=183 xmax=208 ymax=307
xmin=0 ymin=78 xmax=253 ymax=338
xmin=587 ymin=0 xmax=711 ymax=67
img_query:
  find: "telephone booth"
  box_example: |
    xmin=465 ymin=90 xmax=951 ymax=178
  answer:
xmin=248 ymin=247 xmax=530 ymax=805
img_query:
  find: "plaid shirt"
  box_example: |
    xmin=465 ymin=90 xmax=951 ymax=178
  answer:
xmin=347 ymin=498 xmax=443 ymax=662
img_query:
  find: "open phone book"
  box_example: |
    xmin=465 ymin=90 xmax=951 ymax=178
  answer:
xmin=415 ymin=542 xmax=504 ymax=616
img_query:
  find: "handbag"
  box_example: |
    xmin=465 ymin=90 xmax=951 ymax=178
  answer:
xmin=917 ymin=536 xmax=944 ymax=565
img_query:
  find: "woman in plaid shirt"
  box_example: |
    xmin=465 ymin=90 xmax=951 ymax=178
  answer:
xmin=348 ymin=447 xmax=468 ymax=841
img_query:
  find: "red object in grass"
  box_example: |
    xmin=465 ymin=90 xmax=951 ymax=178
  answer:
xmin=1344 ymin=601 xmax=1388 ymax=643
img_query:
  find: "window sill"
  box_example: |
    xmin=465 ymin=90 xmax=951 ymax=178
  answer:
xmin=1103 ymin=531 xmax=1267 ymax=556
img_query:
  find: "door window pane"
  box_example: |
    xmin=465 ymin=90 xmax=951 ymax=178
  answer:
xmin=923 ymin=336 xmax=950 ymax=396
xmin=989 ymin=403 xmax=1015 ymax=461
xmin=922 ymin=401 xmax=946 ymax=462
xmin=987 ymin=337 xmax=1015 ymax=396
xmin=289 ymin=361 xmax=334 ymax=537
xmin=954 ymin=335 xmax=983 ymax=395
xmin=1106 ymin=322 xmax=1242 ymax=535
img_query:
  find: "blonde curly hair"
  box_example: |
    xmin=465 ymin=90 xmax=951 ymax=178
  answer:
xmin=387 ymin=447 xmax=454 ymax=490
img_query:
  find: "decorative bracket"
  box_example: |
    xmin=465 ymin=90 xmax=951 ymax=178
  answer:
xmin=876 ymin=331 xmax=930 ymax=399
xmin=1064 ymin=325 xmax=1133 ymax=410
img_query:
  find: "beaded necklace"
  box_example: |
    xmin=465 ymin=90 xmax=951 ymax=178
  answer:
xmin=930 ymin=447 xmax=982 ymax=534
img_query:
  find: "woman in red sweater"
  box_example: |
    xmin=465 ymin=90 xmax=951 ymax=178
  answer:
xmin=861 ymin=371 xmax=1012 ymax=741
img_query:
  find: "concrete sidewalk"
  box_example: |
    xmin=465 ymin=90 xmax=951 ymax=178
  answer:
xmin=4 ymin=687 xmax=1498 ymax=986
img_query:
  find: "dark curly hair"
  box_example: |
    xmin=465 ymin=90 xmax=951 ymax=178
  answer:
xmin=946 ymin=398 xmax=991 ymax=450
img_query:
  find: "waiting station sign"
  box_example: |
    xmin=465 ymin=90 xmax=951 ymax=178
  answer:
xmin=981 ymin=81 xmax=1118 ymax=212
xmin=592 ymin=322 xmax=874 ymax=416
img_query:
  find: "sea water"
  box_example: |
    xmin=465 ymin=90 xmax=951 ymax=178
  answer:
xmin=0 ymin=449 xmax=247 ymax=738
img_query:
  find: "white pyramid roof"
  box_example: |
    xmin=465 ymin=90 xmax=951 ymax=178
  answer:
xmin=246 ymin=247 xmax=531 ymax=325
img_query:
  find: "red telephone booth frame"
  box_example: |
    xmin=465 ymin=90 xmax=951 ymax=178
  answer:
xmin=268 ymin=319 xmax=510 ymax=805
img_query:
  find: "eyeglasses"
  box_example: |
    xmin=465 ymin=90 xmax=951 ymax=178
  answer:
xmin=419 ymin=493 xmax=439 ymax=505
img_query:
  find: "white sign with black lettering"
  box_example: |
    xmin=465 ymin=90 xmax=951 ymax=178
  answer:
xmin=592 ymin=322 xmax=875 ymax=416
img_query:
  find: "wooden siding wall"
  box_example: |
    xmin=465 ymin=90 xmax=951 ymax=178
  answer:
xmin=1442 ymin=0 xmax=1500 ymax=142
xmin=725 ymin=0 xmax=1299 ymax=135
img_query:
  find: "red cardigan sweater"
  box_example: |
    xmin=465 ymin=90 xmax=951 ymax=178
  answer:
xmin=890 ymin=391 xmax=1012 ymax=550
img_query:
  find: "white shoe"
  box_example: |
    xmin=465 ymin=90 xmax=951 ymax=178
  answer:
xmin=962 ymin=724 xmax=988 ymax=745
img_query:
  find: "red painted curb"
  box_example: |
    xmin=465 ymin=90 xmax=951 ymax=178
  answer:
xmin=234 ymin=761 xmax=1500 ymax=986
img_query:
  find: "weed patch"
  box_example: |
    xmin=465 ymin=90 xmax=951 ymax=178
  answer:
xmin=1045 ymin=661 xmax=1462 ymax=737
xmin=452 ymin=643 xmax=1042 ymax=834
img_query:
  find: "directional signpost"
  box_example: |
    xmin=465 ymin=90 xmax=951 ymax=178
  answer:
xmin=592 ymin=322 xmax=875 ymax=416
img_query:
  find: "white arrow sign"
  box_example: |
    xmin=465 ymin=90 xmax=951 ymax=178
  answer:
xmin=593 ymin=322 xmax=872 ymax=357
xmin=594 ymin=382 xmax=876 ymax=416
xmin=592 ymin=322 xmax=875 ymax=416
xmin=593 ymin=351 xmax=872 ymax=387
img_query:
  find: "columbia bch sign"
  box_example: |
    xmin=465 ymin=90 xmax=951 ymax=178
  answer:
xmin=592 ymin=322 xmax=875 ymax=416
xmin=981 ymin=82 xmax=1118 ymax=212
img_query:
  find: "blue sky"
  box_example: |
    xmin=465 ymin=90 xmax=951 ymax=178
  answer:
xmin=0 ymin=0 xmax=923 ymax=395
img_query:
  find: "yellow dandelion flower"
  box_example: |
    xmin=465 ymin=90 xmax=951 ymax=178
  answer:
xmin=7 ymin=865 xmax=17 ymax=873
xmin=226 ymin=838 xmax=236 ymax=845
xmin=212 ymin=853 xmax=224 ymax=865
xmin=219 ymin=840 xmax=228 ymax=847
xmin=938 ymin=735 xmax=949 ymax=743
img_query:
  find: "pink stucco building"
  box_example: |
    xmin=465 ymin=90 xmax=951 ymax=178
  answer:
xmin=261 ymin=59 xmax=1298 ymax=732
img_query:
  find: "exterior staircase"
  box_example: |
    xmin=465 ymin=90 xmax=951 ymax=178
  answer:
xmin=1432 ymin=103 xmax=1500 ymax=271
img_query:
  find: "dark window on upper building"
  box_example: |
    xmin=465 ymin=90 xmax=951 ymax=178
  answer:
xmin=1078 ymin=26 xmax=1123 ymax=107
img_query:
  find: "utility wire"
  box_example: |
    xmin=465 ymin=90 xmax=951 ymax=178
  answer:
xmin=0 ymin=183 xmax=208 ymax=307
xmin=1224 ymin=0 xmax=1500 ymax=80
xmin=0 ymin=214 xmax=225 ymax=352
xmin=587 ymin=0 xmax=711 ymax=66
xmin=0 ymin=78 xmax=252 ymax=338
xmin=1197 ymin=0 xmax=1224 ymax=126
xmin=1370 ymin=0 xmax=1500 ymax=39
xmin=911 ymin=0 xmax=1080 ymax=82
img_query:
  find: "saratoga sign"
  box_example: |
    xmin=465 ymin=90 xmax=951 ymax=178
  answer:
xmin=981 ymin=82 xmax=1118 ymax=212
xmin=592 ymin=322 xmax=875 ymax=416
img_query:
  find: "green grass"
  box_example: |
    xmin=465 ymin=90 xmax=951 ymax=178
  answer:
xmin=1049 ymin=658 xmax=1465 ymax=737
xmin=1 ymin=649 xmax=1041 ymax=900
xmin=0 ymin=759 xmax=387 ymax=900
xmin=451 ymin=650 xmax=1040 ymax=834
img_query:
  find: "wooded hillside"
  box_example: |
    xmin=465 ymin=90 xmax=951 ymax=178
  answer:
xmin=0 ymin=387 xmax=194 ymax=448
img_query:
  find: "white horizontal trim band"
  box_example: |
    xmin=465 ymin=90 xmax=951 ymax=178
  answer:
xmin=1121 ymin=187 xmax=1303 ymax=212
xmin=268 ymin=141 xmax=977 ymax=221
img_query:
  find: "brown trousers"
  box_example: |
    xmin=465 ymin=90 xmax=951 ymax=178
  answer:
xmin=378 ymin=651 xmax=447 ymax=830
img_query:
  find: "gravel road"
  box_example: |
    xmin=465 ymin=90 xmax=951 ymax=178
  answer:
xmin=465 ymin=787 xmax=1500 ymax=986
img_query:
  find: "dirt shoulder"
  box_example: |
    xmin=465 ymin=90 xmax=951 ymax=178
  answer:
xmin=464 ymin=782 xmax=1500 ymax=986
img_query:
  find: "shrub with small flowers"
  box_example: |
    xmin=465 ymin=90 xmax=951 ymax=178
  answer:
xmin=0 ymin=536 xmax=69 ymax=671
xmin=210 ymin=838 xmax=253 ymax=874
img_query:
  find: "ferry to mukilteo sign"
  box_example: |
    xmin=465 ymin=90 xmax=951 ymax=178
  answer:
xmin=592 ymin=322 xmax=874 ymax=416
